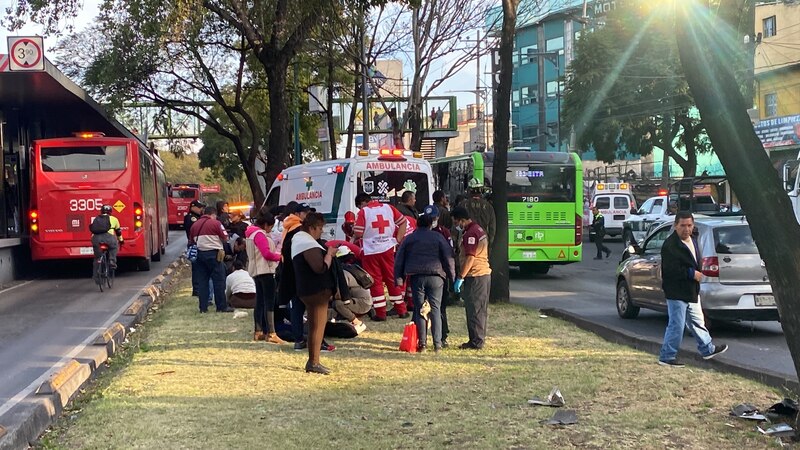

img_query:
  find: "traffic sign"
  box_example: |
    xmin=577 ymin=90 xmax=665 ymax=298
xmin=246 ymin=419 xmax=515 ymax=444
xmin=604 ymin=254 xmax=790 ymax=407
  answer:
xmin=7 ymin=36 xmax=44 ymax=71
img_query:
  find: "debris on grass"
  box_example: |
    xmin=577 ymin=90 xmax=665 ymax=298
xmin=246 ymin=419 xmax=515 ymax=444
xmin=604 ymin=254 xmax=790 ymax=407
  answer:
xmin=757 ymin=423 xmax=795 ymax=438
xmin=528 ymin=387 xmax=565 ymax=407
xmin=731 ymin=403 xmax=766 ymax=421
xmin=540 ymin=409 xmax=578 ymax=426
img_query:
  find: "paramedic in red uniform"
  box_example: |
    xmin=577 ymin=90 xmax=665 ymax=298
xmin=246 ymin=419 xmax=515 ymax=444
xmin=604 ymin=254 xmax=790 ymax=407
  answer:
xmin=353 ymin=193 xmax=408 ymax=321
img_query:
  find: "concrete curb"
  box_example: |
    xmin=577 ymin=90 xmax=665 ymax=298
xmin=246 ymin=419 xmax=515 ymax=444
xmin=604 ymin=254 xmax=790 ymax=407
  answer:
xmin=540 ymin=307 xmax=800 ymax=394
xmin=0 ymin=258 xmax=186 ymax=450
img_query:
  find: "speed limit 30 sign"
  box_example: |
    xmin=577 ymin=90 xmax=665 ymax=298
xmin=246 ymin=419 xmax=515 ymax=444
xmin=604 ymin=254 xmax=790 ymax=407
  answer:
xmin=7 ymin=36 xmax=45 ymax=71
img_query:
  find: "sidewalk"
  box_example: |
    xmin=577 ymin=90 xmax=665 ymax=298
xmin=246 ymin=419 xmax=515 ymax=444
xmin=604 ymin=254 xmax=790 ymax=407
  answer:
xmin=41 ymin=274 xmax=785 ymax=449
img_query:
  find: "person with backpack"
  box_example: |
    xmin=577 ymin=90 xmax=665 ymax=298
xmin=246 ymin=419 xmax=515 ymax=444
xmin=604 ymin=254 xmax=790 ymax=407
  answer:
xmin=89 ymin=205 xmax=123 ymax=278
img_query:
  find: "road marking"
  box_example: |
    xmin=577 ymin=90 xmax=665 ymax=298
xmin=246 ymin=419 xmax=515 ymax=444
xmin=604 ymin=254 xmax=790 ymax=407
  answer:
xmin=0 ymin=260 xmax=176 ymax=419
xmin=0 ymin=279 xmax=36 ymax=296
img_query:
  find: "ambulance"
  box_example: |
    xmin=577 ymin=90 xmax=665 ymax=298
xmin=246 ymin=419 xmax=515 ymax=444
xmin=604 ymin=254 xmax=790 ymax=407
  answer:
xmin=264 ymin=148 xmax=435 ymax=241
xmin=590 ymin=182 xmax=637 ymax=238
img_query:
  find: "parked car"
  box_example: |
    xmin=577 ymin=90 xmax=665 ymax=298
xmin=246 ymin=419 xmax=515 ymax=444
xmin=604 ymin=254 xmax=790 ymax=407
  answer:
xmin=615 ymin=217 xmax=779 ymax=322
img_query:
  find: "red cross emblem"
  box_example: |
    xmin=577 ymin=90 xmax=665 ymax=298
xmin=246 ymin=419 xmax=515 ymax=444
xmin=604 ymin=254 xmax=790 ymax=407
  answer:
xmin=371 ymin=214 xmax=390 ymax=234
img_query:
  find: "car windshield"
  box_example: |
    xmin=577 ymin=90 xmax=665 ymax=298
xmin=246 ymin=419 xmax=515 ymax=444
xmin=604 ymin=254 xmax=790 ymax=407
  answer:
xmin=713 ymin=225 xmax=758 ymax=254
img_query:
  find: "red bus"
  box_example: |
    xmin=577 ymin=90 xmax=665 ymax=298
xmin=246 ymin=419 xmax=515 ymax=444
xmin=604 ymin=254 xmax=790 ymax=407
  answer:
xmin=167 ymin=183 xmax=200 ymax=227
xmin=28 ymin=132 xmax=169 ymax=270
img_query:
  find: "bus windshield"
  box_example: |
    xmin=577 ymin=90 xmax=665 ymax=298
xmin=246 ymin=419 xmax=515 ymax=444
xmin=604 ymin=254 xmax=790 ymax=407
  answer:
xmin=170 ymin=189 xmax=198 ymax=199
xmin=502 ymin=164 xmax=576 ymax=202
xmin=41 ymin=145 xmax=127 ymax=172
xmin=357 ymin=170 xmax=430 ymax=211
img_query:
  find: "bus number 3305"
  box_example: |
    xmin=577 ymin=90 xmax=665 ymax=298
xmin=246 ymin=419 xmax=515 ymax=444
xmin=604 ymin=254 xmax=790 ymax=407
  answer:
xmin=69 ymin=198 xmax=104 ymax=212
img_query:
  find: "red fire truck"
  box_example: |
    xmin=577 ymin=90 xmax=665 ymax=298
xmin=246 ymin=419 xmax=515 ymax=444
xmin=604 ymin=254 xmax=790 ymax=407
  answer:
xmin=167 ymin=183 xmax=201 ymax=227
xmin=28 ymin=132 xmax=169 ymax=270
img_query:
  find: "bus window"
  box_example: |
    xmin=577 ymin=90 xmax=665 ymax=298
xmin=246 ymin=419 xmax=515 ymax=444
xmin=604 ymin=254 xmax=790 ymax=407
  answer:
xmin=170 ymin=189 xmax=199 ymax=199
xmin=358 ymin=170 xmax=430 ymax=211
xmin=41 ymin=145 xmax=127 ymax=172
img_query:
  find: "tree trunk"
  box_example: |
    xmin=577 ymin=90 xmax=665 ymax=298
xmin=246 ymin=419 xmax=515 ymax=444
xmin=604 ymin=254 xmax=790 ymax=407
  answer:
xmin=264 ymin=60 xmax=291 ymax=192
xmin=345 ymin=73 xmax=361 ymax=159
xmin=489 ymin=0 xmax=518 ymax=304
xmin=677 ymin=0 xmax=800 ymax=390
xmin=326 ymin=54 xmax=337 ymax=160
xmin=409 ymin=107 xmax=422 ymax=152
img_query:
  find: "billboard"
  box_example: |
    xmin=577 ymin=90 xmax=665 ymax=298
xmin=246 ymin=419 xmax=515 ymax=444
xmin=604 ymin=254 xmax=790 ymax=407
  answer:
xmin=754 ymin=114 xmax=800 ymax=149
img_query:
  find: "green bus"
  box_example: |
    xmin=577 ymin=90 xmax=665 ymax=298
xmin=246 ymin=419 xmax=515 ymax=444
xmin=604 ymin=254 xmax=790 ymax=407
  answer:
xmin=431 ymin=151 xmax=583 ymax=274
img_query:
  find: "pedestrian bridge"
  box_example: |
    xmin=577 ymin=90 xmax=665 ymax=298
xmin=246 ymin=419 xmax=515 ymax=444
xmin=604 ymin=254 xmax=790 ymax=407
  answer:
xmin=330 ymin=96 xmax=459 ymax=158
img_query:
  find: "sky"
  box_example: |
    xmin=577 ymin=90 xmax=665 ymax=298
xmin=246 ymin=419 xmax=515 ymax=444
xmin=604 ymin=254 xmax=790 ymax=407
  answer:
xmin=0 ymin=0 xmax=482 ymax=115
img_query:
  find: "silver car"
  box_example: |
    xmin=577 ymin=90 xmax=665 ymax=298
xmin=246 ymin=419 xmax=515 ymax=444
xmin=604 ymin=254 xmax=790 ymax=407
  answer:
xmin=615 ymin=218 xmax=779 ymax=322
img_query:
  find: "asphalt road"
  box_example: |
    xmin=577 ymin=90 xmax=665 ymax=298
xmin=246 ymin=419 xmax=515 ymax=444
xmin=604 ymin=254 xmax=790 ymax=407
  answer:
xmin=0 ymin=231 xmax=187 ymax=417
xmin=510 ymin=238 xmax=797 ymax=383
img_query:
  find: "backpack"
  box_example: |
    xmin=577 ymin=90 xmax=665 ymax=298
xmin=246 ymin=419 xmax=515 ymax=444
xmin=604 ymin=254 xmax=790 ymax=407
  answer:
xmin=89 ymin=214 xmax=111 ymax=235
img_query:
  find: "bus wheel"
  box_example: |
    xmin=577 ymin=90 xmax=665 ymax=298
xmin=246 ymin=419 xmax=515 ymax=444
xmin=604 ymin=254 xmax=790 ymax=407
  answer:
xmin=152 ymin=250 xmax=161 ymax=262
xmin=137 ymin=257 xmax=152 ymax=271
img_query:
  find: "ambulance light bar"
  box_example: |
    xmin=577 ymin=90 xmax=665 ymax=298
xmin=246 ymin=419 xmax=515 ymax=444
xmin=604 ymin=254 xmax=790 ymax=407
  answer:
xmin=73 ymin=132 xmax=106 ymax=138
xmin=326 ymin=165 xmax=345 ymax=174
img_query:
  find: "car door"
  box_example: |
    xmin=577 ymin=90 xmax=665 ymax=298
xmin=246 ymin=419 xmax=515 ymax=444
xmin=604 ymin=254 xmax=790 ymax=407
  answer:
xmin=635 ymin=226 xmax=672 ymax=306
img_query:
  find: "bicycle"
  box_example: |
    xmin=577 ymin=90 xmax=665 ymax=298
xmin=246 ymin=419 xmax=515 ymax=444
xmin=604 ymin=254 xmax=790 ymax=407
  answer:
xmin=95 ymin=243 xmax=115 ymax=291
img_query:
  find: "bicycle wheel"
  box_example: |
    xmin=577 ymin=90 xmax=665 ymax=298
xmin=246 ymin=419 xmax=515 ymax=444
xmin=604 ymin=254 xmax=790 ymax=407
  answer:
xmin=96 ymin=254 xmax=105 ymax=292
xmin=106 ymin=255 xmax=114 ymax=289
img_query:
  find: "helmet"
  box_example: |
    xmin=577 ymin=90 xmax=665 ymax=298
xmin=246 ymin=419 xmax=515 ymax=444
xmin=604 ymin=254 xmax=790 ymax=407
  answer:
xmin=468 ymin=177 xmax=484 ymax=189
xmin=101 ymin=205 xmax=113 ymax=214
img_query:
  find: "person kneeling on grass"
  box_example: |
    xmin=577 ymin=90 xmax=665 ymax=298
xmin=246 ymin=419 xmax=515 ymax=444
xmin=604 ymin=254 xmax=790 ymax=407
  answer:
xmin=226 ymin=260 xmax=257 ymax=310
xmin=331 ymin=248 xmax=372 ymax=334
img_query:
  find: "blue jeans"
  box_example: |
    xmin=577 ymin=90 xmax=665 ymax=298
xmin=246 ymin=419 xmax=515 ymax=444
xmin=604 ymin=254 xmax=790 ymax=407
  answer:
xmin=659 ymin=299 xmax=715 ymax=361
xmin=196 ymin=250 xmax=227 ymax=312
xmin=411 ymin=275 xmax=445 ymax=349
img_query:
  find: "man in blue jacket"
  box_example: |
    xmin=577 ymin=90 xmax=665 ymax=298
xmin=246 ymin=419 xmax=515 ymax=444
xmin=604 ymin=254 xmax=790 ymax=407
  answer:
xmin=659 ymin=212 xmax=728 ymax=367
xmin=395 ymin=212 xmax=455 ymax=353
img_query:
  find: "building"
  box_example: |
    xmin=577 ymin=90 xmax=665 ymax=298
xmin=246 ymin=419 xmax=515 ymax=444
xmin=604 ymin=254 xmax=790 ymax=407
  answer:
xmin=508 ymin=0 xmax=620 ymax=152
xmin=446 ymin=104 xmax=495 ymax=156
xmin=753 ymin=1 xmax=800 ymax=166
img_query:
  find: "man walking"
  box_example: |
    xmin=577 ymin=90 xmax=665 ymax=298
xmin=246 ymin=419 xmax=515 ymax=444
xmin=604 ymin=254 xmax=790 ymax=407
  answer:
xmin=353 ymin=193 xmax=408 ymax=321
xmin=189 ymin=206 xmax=233 ymax=313
xmin=395 ymin=213 xmax=455 ymax=352
xmin=590 ymin=206 xmax=611 ymax=260
xmin=658 ymin=212 xmax=728 ymax=367
xmin=451 ymin=206 xmax=491 ymax=350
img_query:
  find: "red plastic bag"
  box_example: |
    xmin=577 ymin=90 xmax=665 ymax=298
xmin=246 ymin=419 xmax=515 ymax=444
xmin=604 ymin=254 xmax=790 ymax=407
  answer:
xmin=399 ymin=322 xmax=418 ymax=353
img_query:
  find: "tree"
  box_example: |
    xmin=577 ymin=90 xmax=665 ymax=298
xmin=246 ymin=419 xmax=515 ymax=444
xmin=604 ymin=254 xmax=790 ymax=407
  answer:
xmin=675 ymin=0 xmax=800 ymax=399
xmin=50 ymin=1 xmax=270 ymax=205
xmin=562 ymin=2 xmax=709 ymax=177
xmin=488 ymin=0 xmax=522 ymax=304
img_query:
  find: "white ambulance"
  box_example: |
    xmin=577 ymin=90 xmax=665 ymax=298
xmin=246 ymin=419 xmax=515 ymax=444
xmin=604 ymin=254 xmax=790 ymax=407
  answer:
xmin=590 ymin=182 xmax=637 ymax=238
xmin=264 ymin=149 xmax=435 ymax=241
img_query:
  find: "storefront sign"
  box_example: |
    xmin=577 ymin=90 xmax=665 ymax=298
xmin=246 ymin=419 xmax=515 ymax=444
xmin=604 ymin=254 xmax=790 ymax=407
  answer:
xmin=754 ymin=114 xmax=800 ymax=149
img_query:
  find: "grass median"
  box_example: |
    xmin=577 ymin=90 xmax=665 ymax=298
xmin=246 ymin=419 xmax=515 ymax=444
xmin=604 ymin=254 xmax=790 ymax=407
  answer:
xmin=41 ymin=271 xmax=784 ymax=449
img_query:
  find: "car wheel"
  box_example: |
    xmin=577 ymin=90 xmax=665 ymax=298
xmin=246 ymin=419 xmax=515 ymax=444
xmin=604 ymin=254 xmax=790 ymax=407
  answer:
xmin=622 ymin=230 xmax=635 ymax=247
xmin=616 ymin=279 xmax=640 ymax=319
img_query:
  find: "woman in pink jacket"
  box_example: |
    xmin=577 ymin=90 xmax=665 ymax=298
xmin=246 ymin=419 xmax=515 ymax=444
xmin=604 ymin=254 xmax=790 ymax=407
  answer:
xmin=245 ymin=211 xmax=285 ymax=344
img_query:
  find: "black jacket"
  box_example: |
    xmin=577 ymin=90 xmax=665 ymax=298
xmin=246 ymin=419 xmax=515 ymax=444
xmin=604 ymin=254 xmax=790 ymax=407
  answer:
xmin=660 ymin=231 xmax=701 ymax=303
xmin=591 ymin=213 xmax=606 ymax=237
xmin=277 ymin=227 xmax=301 ymax=305
xmin=394 ymin=228 xmax=456 ymax=281
xmin=396 ymin=203 xmax=419 ymax=219
xmin=183 ymin=211 xmax=201 ymax=241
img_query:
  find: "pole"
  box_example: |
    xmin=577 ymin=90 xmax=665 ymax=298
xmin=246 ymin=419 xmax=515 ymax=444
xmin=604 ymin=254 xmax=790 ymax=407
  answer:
xmin=361 ymin=6 xmax=370 ymax=151
xmin=293 ymin=63 xmax=302 ymax=165
xmin=556 ymin=57 xmax=562 ymax=151
xmin=476 ymin=31 xmax=482 ymax=150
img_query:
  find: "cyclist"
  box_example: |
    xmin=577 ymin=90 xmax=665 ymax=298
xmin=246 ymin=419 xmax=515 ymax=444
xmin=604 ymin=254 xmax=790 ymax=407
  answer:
xmin=89 ymin=205 xmax=123 ymax=275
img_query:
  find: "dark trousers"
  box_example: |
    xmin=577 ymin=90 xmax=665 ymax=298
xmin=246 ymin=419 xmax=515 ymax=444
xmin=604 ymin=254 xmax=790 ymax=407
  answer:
xmin=196 ymin=250 xmax=227 ymax=312
xmin=463 ymin=275 xmax=490 ymax=348
xmin=411 ymin=275 xmax=445 ymax=349
xmin=91 ymin=233 xmax=118 ymax=279
xmin=594 ymin=234 xmax=610 ymax=257
xmin=254 ymin=274 xmax=276 ymax=333
xmin=291 ymin=297 xmax=306 ymax=342
xmin=191 ymin=260 xmax=200 ymax=295
xmin=300 ymin=290 xmax=332 ymax=366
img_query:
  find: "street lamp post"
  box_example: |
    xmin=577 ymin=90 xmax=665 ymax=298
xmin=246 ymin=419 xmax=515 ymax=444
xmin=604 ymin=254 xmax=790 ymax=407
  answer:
xmin=527 ymin=50 xmax=563 ymax=151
